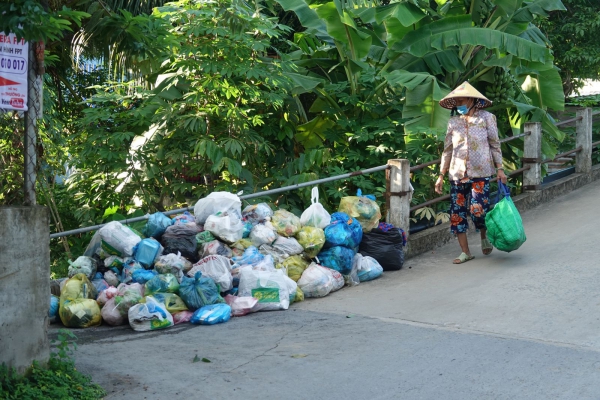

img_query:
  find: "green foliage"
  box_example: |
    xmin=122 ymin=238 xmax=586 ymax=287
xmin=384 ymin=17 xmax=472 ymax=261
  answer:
xmin=0 ymin=330 xmax=105 ymax=400
xmin=538 ymin=0 xmax=600 ymax=96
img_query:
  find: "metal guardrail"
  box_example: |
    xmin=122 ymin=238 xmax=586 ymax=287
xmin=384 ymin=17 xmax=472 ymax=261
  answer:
xmin=51 ymin=109 xmax=598 ymax=239
xmin=50 ymin=164 xmax=391 ymax=239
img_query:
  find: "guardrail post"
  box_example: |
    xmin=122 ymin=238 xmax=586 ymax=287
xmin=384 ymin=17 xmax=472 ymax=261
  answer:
xmin=576 ymin=107 xmax=592 ymax=174
xmin=386 ymin=159 xmax=410 ymax=236
xmin=522 ymin=122 xmax=542 ymax=191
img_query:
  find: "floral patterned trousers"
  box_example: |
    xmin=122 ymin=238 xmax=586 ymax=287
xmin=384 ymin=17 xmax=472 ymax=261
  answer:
xmin=450 ymin=177 xmax=490 ymax=234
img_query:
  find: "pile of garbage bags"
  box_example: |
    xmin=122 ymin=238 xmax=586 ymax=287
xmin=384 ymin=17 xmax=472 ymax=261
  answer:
xmin=49 ymin=189 xmax=406 ymax=330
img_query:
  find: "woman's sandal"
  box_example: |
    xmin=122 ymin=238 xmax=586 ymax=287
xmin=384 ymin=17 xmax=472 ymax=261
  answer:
xmin=453 ymin=252 xmax=475 ymax=264
xmin=481 ymin=238 xmax=493 ymax=256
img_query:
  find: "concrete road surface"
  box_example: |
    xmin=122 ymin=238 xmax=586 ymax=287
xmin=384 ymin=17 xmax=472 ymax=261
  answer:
xmin=52 ymin=181 xmax=600 ymax=399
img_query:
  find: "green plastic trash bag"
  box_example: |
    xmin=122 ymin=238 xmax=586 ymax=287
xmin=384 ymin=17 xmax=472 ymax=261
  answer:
xmin=296 ymin=226 xmax=325 ymax=258
xmin=485 ymin=183 xmax=526 ymax=252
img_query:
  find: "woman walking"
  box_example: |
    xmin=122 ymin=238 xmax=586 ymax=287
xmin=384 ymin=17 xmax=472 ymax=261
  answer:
xmin=434 ymin=82 xmax=507 ymax=264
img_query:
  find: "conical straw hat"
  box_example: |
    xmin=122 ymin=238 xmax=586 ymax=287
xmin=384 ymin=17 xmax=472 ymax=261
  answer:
xmin=439 ymin=81 xmax=492 ymax=110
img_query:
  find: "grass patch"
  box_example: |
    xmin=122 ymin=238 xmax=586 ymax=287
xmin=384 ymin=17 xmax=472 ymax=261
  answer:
xmin=0 ymin=330 xmax=105 ymax=400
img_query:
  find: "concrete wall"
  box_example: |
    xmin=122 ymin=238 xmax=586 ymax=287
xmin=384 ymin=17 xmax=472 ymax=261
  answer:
xmin=406 ymin=164 xmax=600 ymax=259
xmin=0 ymin=206 xmax=50 ymax=372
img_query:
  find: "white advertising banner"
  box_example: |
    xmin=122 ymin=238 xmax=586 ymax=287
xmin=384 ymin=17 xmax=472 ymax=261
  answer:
xmin=0 ymin=32 xmax=28 ymax=111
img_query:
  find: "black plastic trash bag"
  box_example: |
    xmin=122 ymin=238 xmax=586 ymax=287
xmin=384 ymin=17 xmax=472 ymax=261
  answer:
xmin=161 ymin=224 xmax=200 ymax=262
xmin=358 ymin=228 xmax=404 ymax=271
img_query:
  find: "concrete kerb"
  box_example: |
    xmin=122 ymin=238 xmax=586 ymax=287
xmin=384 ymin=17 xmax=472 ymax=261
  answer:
xmin=405 ymin=164 xmax=600 ymax=259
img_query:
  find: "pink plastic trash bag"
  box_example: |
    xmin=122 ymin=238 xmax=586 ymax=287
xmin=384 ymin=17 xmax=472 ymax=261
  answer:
xmin=224 ymin=294 xmax=258 ymax=317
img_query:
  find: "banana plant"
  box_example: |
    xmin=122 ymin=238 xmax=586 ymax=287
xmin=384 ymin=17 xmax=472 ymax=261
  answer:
xmin=276 ymin=0 xmax=567 ymax=161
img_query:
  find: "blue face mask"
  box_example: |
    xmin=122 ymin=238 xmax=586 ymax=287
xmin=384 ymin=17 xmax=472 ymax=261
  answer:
xmin=456 ymin=105 xmax=469 ymax=115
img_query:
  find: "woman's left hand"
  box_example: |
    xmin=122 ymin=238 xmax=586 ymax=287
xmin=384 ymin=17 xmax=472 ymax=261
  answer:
xmin=497 ymin=169 xmax=508 ymax=184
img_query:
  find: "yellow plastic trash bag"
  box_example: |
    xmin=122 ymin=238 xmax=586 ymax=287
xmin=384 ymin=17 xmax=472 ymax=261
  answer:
xmin=151 ymin=293 xmax=189 ymax=313
xmin=338 ymin=192 xmax=381 ymax=232
xmin=296 ymin=226 xmax=325 ymax=258
xmin=294 ymin=287 xmax=304 ymax=303
xmin=60 ymin=298 xmax=102 ymax=328
xmin=60 ymin=273 xmax=98 ymax=307
xmin=278 ymin=255 xmax=310 ymax=282
xmin=271 ymin=209 xmax=302 ymax=237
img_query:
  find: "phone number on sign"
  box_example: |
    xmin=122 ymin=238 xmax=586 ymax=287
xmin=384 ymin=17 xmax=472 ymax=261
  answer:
xmin=0 ymin=56 xmax=26 ymax=74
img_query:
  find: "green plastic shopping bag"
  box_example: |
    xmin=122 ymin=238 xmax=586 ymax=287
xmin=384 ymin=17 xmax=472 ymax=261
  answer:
xmin=485 ymin=182 xmax=526 ymax=252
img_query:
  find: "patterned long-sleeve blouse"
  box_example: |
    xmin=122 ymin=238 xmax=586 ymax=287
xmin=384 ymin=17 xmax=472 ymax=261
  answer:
xmin=440 ymin=109 xmax=503 ymax=181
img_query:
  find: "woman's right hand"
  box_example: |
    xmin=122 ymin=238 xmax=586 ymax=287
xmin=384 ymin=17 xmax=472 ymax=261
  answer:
xmin=435 ymin=175 xmax=444 ymax=194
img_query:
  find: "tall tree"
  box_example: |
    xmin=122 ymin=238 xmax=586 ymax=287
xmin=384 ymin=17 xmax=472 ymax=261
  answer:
xmin=538 ymin=0 xmax=600 ymax=96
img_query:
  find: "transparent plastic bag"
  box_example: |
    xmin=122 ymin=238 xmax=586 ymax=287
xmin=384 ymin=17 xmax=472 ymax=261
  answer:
xmin=271 ymin=209 xmax=302 ymax=237
xmin=68 ymin=256 xmax=97 ymax=279
xmin=173 ymin=310 xmax=194 ymax=325
xmin=323 ymin=266 xmax=344 ymax=292
xmin=96 ymin=286 xmax=118 ymax=307
xmin=242 ymin=203 xmax=273 ymax=225
xmin=249 ymin=222 xmax=277 ymax=247
xmin=300 ymin=187 xmax=331 ymax=229
xmin=154 ymin=252 xmax=188 ymax=282
xmin=103 ymin=270 xmax=120 ymax=287
xmin=297 ymin=263 xmax=334 ymax=298
xmin=128 ymin=296 xmax=174 ymax=332
xmin=296 ymin=226 xmax=325 ymax=258
xmin=204 ymin=213 xmax=244 ymax=244
xmin=101 ymin=297 xmax=125 ymax=326
xmin=353 ymin=253 xmax=384 ymax=282
xmin=114 ymin=283 xmax=144 ymax=316
xmin=60 ymin=274 xmax=98 ymax=308
xmin=272 ymin=236 xmax=304 ymax=256
xmin=200 ymin=240 xmax=233 ymax=258
xmin=194 ymin=192 xmax=242 ymax=225
xmin=187 ymin=255 xmax=233 ymax=292
xmin=121 ymin=259 xmax=144 ymax=284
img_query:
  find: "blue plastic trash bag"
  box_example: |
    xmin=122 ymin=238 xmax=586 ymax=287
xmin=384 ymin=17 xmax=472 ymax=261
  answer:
xmin=94 ymin=272 xmax=103 ymax=280
xmin=143 ymin=212 xmax=173 ymax=239
xmin=232 ymin=246 xmax=264 ymax=266
xmin=121 ymin=259 xmax=144 ymax=284
xmin=134 ymin=238 xmax=162 ymax=269
xmin=324 ymin=212 xmax=363 ymax=249
xmin=356 ymin=188 xmax=376 ymax=201
xmin=179 ymin=272 xmax=223 ymax=311
xmin=317 ymin=246 xmax=355 ymax=275
xmin=132 ymin=269 xmax=158 ymax=284
xmin=145 ymin=273 xmax=180 ymax=295
xmin=49 ymin=295 xmax=59 ymax=323
xmin=190 ymin=303 xmax=232 ymax=325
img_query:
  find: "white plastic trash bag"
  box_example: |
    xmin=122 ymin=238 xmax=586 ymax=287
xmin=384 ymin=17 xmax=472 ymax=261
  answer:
xmin=204 ymin=213 xmax=244 ymax=244
xmin=103 ymin=270 xmax=120 ymax=287
xmin=224 ymin=295 xmax=258 ymax=317
xmin=128 ymin=296 xmax=174 ymax=332
xmin=238 ymin=269 xmax=291 ymax=311
xmin=300 ymin=187 xmax=331 ymax=229
xmin=194 ymin=192 xmax=242 ymax=225
xmin=99 ymin=221 xmax=141 ymax=258
xmin=187 ymin=255 xmax=233 ymax=292
xmin=297 ymin=263 xmax=334 ymax=298
xmin=272 ymin=236 xmax=304 ymax=256
xmin=323 ymin=267 xmax=344 ymax=292
xmin=250 ymin=222 xmax=277 ymax=247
